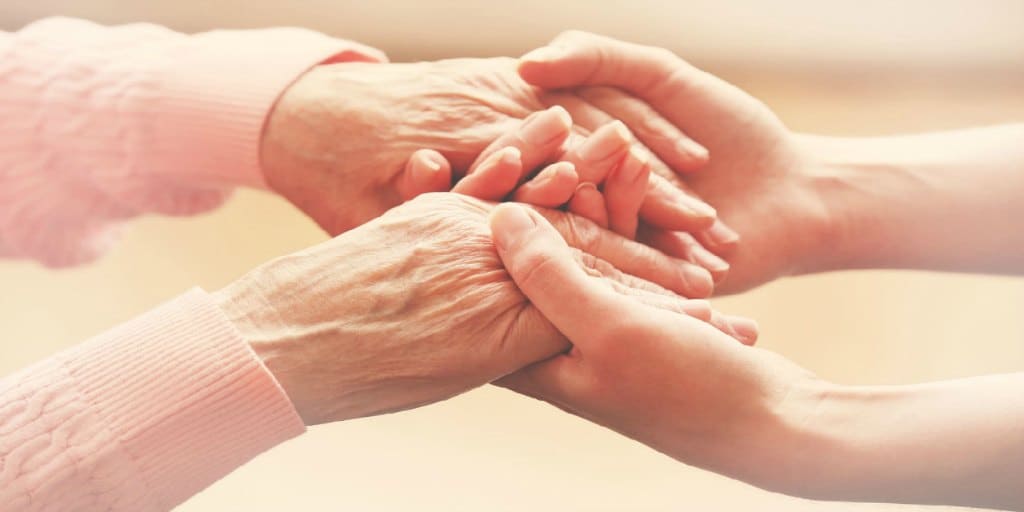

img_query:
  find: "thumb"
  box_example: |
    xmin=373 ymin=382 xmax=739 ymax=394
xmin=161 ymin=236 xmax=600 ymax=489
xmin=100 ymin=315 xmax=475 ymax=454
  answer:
xmin=397 ymin=149 xmax=452 ymax=201
xmin=517 ymin=31 xmax=703 ymax=102
xmin=489 ymin=204 xmax=621 ymax=342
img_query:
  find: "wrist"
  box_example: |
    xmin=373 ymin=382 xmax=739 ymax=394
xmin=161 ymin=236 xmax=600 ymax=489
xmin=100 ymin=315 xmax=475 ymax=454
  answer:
xmin=790 ymin=133 xmax=914 ymax=274
xmin=259 ymin=61 xmax=419 ymax=205
xmin=730 ymin=373 xmax=845 ymax=497
xmin=212 ymin=267 xmax=349 ymax=426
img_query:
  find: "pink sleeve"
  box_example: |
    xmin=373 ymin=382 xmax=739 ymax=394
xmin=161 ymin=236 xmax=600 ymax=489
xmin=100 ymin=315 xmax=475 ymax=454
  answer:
xmin=0 ymin=289 xmax=306 ymax=511
xmin=0 ymin=17 xmax=386 ymax=267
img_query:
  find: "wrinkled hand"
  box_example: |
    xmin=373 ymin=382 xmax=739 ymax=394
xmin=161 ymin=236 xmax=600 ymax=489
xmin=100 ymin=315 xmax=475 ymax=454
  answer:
xmin=518 ymin=32 xmax=836 ymax=293
xmin=490 ymin=203 xmax=823 ymax=495
xmin=213 ymin=193 xmax=745 ymax=426
xmin=260 ymin=58 xmax=719 ymax=237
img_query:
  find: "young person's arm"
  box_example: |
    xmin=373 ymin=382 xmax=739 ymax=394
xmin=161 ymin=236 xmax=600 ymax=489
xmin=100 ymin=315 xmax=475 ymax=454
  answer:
xmin=491 ymin=203 xmax=1024 ymax=511
xmin=800 ymin=125 xmax=1024 ymax=274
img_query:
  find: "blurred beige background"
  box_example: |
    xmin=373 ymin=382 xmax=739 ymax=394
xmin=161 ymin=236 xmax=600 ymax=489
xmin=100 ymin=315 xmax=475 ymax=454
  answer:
xmin=2 ymin=1 xmax=1023 ymax=511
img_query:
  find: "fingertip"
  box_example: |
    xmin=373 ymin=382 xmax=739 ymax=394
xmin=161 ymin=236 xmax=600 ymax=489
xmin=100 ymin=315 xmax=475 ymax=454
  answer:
xmin=670 ymin=138 xmax=711 ymax=173
xmin=681 ymin=264 xmax=715 ymax=298
xmin=569 ymin=182 xmax=609 ymax=228
xmin=489 ymin=203 xmax=539 ymax=253
xmin=639 ymin=177 xmax=718 ymax=232
xmin=681 ymin=299 xmax=713 ymax=322
xmin=456 ymin=146 xmax=523 ymax=199
xmin=724 ymin=315 xmax=759 ymax=346
xmin=515 ymin=162 xmax=579 ymax=207
xmin=691 ymin=245 xmax=730 ymax=283
xmin=549 ymin=105 xmax=573 ymax=129
xmin=698 ymin=220 xmax=742 ymax=254
xmin=402 ymin=149 xmax=451 ymax=200
xmin=518 ymin=46 xmax=572 ymax=86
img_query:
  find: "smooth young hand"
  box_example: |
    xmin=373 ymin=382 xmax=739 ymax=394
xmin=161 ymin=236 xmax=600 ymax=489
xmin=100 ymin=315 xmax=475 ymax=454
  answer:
xmin=517 ymin=32 xmax=836 ymax=293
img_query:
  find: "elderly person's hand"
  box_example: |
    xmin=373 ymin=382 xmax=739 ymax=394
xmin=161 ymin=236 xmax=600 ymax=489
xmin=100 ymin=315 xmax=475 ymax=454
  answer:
xmin=517 ymin=32 xmax=837 ymax=294
xmin=213 ymin=192 xmax=749 ymax=425
xmin=260 ymin=58 xmax=722 ymax=239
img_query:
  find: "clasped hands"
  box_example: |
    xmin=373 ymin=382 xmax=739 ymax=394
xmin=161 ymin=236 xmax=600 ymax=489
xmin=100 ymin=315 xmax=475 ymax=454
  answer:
xmin=217 ymin=31 xmax=838 ymax=497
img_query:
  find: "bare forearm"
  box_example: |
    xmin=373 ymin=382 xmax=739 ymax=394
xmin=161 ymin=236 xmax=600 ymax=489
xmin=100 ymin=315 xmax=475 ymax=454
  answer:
xmin=800 ymin=124 xmax=1024 ymax=275
xmin=790 ymin=373 xmax=1024 ymax=509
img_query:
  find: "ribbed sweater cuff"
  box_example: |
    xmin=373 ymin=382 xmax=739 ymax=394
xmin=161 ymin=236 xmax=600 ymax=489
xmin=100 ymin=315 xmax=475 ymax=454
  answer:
xmin=157 ymin=29 xmax=386 ymax=189
xmin=58 ymin=288 xmax=306 ymax=510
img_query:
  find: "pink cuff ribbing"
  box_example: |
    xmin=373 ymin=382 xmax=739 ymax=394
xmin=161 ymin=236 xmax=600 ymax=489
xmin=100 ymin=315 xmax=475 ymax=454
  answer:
xmin=58 ymin=288 xmax=305 ymax=510
xmin=156 ymin=29 xmax=386 ymax=189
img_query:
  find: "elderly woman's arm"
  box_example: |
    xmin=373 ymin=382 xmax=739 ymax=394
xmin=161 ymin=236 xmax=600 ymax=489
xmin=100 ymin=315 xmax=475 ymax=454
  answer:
xmin=0 ymin=290 xmax=305 ymax=511
xmin=0 ymin=17 xmax=384 ymax=267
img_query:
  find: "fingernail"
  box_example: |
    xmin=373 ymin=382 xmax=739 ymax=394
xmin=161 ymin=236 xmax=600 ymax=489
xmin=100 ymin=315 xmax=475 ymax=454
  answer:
xmin=534 ymin=161 xmax=573 ymax=186
xmin=676 ymin=138 xmax=709 ymax=161
xmin=519 ymin=106 xmax=572 ymax=146
xmin=577 ymin=121 xmax=630 ymax=163
xmin=693 ymin=248 xmax=730 ymax=275
xmin=705 ymin=220 xmax=740 ymax=247
xmin=410 ymin=154 xmax=441 ymax=188
xmin=575 ymin=181 xmax=599 ymax=195
xmin=483 ymin=146 xmax=522 ymax=170
xmin=499 ymin=146 xmax=522 ymax=166
xmin=491 ymin=205 xmax=537 ymax=251
xmin=422 ymin=154 xmax=442 ymax=172
xmin=685 ymin=197 xmax=717 ymax=219
xmin=520 ymin=46 xmax=568 ymax=64
xmin=680 ymin=265 xmax=714 ymax=298
xmin=621 ymin=147 xmax=649 ymax=183
xmin=726 ymin=315 xmax=759 ymax=345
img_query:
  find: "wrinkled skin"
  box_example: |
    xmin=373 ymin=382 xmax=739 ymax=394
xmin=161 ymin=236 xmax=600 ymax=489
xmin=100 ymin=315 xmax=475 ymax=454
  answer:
xmin=215 ymin=193 xmax=728 ymax=425
xmin=261 ymin=58 xmax=543 ymax=235
xmin=261 ymin=57 xmax=716 ymax=241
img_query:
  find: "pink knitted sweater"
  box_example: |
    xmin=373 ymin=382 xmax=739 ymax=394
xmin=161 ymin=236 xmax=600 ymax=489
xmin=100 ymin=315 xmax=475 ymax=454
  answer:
xmin=0 ymin=18 xmax=384 ymax=511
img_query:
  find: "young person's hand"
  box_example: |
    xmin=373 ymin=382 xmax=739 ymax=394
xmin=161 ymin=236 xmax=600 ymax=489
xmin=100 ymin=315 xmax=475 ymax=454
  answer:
xmin=491 ymin=202 xmax=1024 ymax=511
xmin=517 ymin=32 xmax=836 ymax=293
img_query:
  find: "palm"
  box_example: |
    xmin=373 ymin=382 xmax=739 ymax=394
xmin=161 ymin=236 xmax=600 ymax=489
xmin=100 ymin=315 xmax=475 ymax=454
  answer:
xmin=656 ymin=80 xmax=821 ymax=293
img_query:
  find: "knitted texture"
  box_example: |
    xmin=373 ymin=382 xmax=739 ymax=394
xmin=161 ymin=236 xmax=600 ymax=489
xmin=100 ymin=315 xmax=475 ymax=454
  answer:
xmin=0 ymin=289 xmax=306 ymax=512
xmin=0 ymin=17 xmax=384 ymax=267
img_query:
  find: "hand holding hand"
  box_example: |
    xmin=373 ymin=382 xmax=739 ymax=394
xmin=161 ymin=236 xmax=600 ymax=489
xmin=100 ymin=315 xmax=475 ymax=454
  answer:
xmin=405 ymin=107 xmax=731 ymax=290
xmin=490 ymin=203 xmax=820 ymax=494
xmin=260 ymin=58 xmax=720 ymax=237
xmin=518 ymin=32 xmax=837 ymax=293
xmin=214 ymin=193 xmax=744 ymax=425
